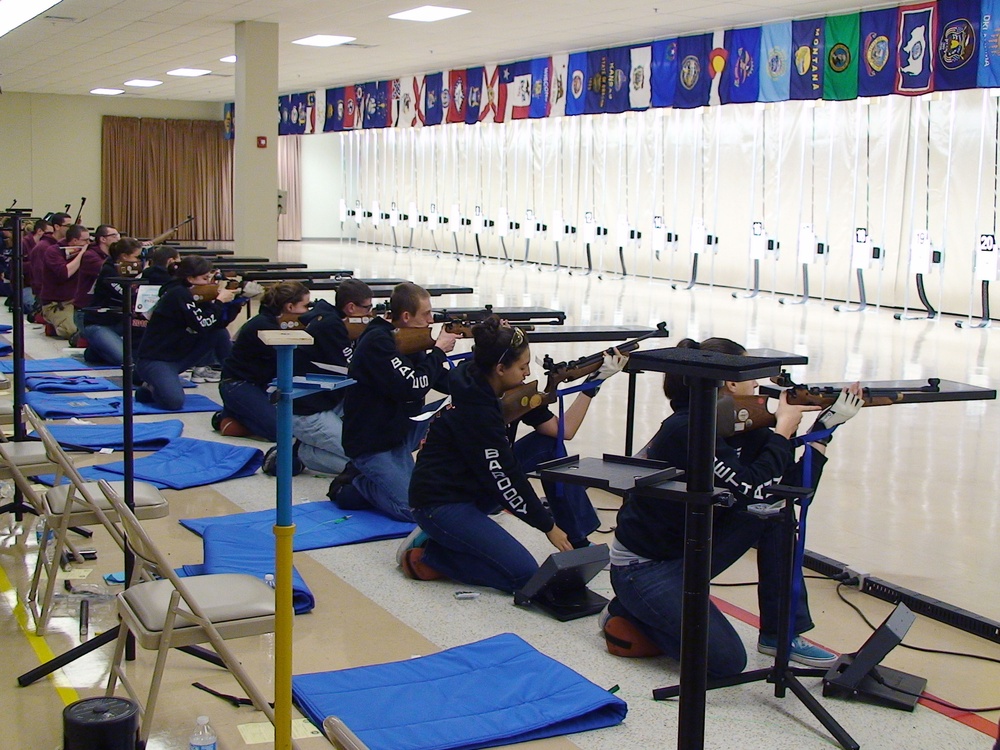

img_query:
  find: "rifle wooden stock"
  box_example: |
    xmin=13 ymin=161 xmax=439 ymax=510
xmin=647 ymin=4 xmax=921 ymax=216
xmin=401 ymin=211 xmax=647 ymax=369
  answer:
xmin=718 ymin=395 xmax=776 ymax=438
xmin=541 ymin=322 xmax=668 ymax=382
xmin=147 ymin=214 xmax=194 ymax=245
xmin=190 ymin=281 xmax=238 ymax=302
xmin=394 ymin=322 xmax=473 ymax=355
xmin=277 ymin=313 xmax=306 ymax=330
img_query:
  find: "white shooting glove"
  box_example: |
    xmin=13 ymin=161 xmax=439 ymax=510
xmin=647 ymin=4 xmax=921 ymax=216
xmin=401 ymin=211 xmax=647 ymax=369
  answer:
xmin=813 ymin=388 xmax=864 ymax=443
xmin=241 ymin=280 xmax=265 ymax=298
xmin=583 ymin=350 xmax=628 ymax=396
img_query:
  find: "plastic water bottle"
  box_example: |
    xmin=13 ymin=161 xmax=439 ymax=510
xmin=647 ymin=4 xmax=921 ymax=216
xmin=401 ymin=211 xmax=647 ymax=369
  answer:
xmin=189 ymin=715 xmax=217 ymax=750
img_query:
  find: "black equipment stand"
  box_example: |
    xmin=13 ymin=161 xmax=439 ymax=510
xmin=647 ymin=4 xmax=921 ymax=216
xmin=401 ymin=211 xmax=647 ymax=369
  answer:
xmin=650 ymin=482 xmax=860 ymax=750
xmin=956 ymin=279 xmax=992 ymax=329
xmin=894 ymin=273 xmax=938 ymax=321
xmin=834 ymin=269 xmax=868 ymax=313
xmin=0 ymin=207 xmax=35 ymax=522
xmin=780 ymin=263 xmax=811 ymax=306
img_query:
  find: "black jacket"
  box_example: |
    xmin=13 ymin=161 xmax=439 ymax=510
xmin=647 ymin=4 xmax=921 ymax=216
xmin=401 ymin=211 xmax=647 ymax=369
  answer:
xmin=137 ymin=279 xmax=229 ymax=362
xmin=83 ymin=258 xmax=124 ymax=327
xmin=140 ymin=265 xmax=173 ymax=285
xmin=615 ymin=406 xmax=826 ymax=562
xmin=221 ymin=308 xmax=280 ymax=387
xmin=292 ymin=300 xmax=354 ymax=415
xmin=343 ymin=317 xmax=449 ymax=457
xmin=410 ymin=361 xmax=554 ymax=532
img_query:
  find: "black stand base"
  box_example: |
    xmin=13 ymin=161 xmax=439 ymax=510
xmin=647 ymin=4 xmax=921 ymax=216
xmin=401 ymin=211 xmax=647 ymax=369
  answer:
xmin=672 ymin=254 xmax=698 ymax=291
xmin=823 ymin=659 xmax=926 ymax=712
xmin=733 ymin=259 xmax=761 ymax=299
xmin=956 ymin=280 xmax=992 ymax=329
xmin=835 ymin=269 xmax=868 ymax=313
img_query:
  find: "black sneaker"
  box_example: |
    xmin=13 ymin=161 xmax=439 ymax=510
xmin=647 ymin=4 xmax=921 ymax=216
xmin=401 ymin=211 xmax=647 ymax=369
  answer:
xmin=262 ymin=442 xmax=304 ymax=477
xmin=211 ymin=411 xmax=223 ymax=432
xmin=326 ymin=462 xmax=360 ymax=500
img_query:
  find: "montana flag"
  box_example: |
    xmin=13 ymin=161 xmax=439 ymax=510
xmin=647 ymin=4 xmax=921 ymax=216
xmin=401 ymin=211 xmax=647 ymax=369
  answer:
xmin=791 ymin=18 xmax=824 ymax=99
xmin=499 ymin=61 xmax=532 ymax=119
xmin=465 ymin=67 xmax=484 ymax=124
xmin=549 ymin=54 xmax=569 ymax=117
xmin=721 ymin=26 xmax=762 ymax=104
xmin=897 ymin=2 xmax=937 ymax=94
xmin=585 ymin=47 xmax=631 ymax=114
xmin=566 ymin=53 xmax=588 ymax=115
xmin=482 ymin=65 xmax=506 ymax=122
xmin=980 ymin=0 xmax=1000 ymax=86
xmin=447 ymin=69 xmax=468 ymax=123
xmin=859 ymin=8 xmax=899 ymax=96
xmin=424 ymin=73 xmax=444 ymax=126
xmin=935 ymin=0 xmax=980 ymax=90
xmin=824 ymin=13 xmax=860 ymax=100
xmin=630 ymin=45 xmax=653 ymax=109
xmin=530 ymin=57 xmax=552 ymax=118
xmin=650 ymin=38 xmax=678 ymax=107
xmin=759 ymin=22 xmax=792 ymax=102
xmin=674 ymin=33 xmax=713 ymax=108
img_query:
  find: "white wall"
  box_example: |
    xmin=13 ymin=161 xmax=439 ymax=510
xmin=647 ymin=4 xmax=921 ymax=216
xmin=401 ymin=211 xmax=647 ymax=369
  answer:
xmin=301 ymin=90 xmax=998 ymax=316
xmin=1 ymin=92 xmax=221 ymax=226
xmin=301 ymin=131 xmax=346 ymax=239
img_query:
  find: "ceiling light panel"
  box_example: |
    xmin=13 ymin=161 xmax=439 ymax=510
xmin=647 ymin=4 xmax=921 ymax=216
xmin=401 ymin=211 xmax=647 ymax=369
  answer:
xmin=292 ymin=34 xmax=356 ymax=47
xmin=166 ymin=67 xmax=211 ymax=77
xmin=388 ymin=5 xmax=470 ymax=23
xmin=124 ymin=79 xmax=162 ymax=87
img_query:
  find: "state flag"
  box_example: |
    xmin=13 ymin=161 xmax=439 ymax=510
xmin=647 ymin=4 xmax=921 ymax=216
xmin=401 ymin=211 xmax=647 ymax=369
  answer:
xmin=500 ymin=61 xmax=532 ymax=120
xmin=447 ymin=69 xmax=468 ymax=123
xmin=286 ymin=92 xmax=308 ymax=134
xmin=980 ymin=0 xmax=1000 ymax=86
xmin=721 ymin=26 xmax=762 ymax=104
xmin=424 ymin=73 xmax=444 ymax=126
xmin=278 ymin=95 xmax=292 ymax=135
xmin=824 ymin=13 xmax=860 ymax=101
xmin=708 ymin=30 xmax=727 ymax=105
xmin=323 ymin=90 xmax=337 ymax=133
xmin=759 ymin=22 xmax=792 ymax=102
xmin=674 ymin=33 xmax=713 ymax=109
xmin=859 ymin=7 xmax=899 ymax=97
xmin=549 ymin=54 xmax=569 ymax=117
xmin=936 ymin=0 xmax=980 ymax=90
xmin=791 ymin=18 xmax=825 ymax=99
xmin=629 ymin=44 xmax=652 ymax=109
xmin=530 ymin=57 xmax=552 ymax=118
xmin=482 ymin=65 xmax=507 ymax=122
xmin=343 ymin=85 xmax=357 ymax=130
xmin=392 ymin=77 xmax=411 ymax=127
xmin=585 ymin=47 xmax=631 ymax=114
xmin=306 ymin=91 xmax=317 ymax=134
xmin=409 ymin=75 xmax=425 ymax=127
xmin=650 ymin=38 xmax=678 ymax=107
xmin=465 ymin=67 xmax=484 ymax=124
xmin=566 ymin=52 xmax=588 ymax=115
xmin=897 ymin=2 xmax=937 ymax=94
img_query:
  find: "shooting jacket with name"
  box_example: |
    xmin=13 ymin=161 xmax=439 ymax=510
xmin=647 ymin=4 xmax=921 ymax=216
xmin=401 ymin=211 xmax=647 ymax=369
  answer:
xmin=137 ymin=278 xmax=229 ymax=362
xmin=292 ymin=300 xmax=353 ymax=416
xmin=343 ymin=316 xmax=450 ymax=457
xmin=615 ymin=405 xmax=826 ymax=562
xmin=409 ymin=361 xmax=555 ymax=532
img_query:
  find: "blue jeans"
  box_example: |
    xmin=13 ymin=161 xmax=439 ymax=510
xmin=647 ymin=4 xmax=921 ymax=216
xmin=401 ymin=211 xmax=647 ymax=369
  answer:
xmin=413 ymin=502 xmax=539 ymax=593
xmin=293 ymin=405 xmax=348 ymax=474
xmin=610 ymin=509 xmax=813 ymax=678
xmin=82 ymin=322 xmax=124 ymax=365
xmin=219 ymin=379 xmax=276 ymax=441
xmin=513 ymin=431 xmax=599 ymax=547
xmin=135 ymin=329 xmax=231 ymax=410
xmin=350 ymin=420 xmax=429 ymax=522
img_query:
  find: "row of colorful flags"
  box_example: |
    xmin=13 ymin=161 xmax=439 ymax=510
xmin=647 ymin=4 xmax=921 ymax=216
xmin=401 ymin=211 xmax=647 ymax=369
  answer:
xmin=232 ymin=0 xmax=1000 ymax=139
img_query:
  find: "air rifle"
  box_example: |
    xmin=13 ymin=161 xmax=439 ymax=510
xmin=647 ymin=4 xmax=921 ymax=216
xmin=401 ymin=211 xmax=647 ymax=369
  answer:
xmin=501 ymin=322 xmax=668 ymax=424
xmin=74 ymin=197 xmax=86 ymax=225
xmin=717 ymin=373 xmax=942 ymax=437
xmin=146 ymin=214 xmax=195 ymax=246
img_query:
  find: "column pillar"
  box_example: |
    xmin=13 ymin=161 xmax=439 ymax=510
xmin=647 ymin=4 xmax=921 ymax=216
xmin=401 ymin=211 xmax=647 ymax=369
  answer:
xmin=234 ymin=21 xmax=278 ymax=258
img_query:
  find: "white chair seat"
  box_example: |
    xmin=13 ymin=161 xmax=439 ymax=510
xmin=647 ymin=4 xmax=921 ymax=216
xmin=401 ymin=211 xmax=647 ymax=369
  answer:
xmin=0 ymin=440 xmax=51 ymax=465
xmin=45 ymin=480 xmax=168 ymax=518
xmin=122 ymin=574 xmax=275 ymax=634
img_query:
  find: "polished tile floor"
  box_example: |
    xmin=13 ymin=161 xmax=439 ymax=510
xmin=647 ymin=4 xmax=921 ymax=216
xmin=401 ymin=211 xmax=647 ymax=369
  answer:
xmin=1 ymin=239 xmax=997 ymax=749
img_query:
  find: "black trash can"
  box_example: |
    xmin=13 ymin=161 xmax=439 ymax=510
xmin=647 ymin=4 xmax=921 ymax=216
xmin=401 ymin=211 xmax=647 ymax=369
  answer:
xmin=63 ymin=697 xmax=139 ymax=750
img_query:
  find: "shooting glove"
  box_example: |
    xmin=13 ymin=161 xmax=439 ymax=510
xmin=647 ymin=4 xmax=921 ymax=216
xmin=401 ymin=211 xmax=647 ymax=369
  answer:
xmin=241 ymin=280 xmax=265 ymax=298
xmin=583 ymin=351 xmax=628 ymax=397
xmin=813 ymin=389 xmax=863 ymax=444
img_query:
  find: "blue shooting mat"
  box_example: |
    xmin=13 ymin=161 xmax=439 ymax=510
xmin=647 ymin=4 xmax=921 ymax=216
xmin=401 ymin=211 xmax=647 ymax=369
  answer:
xmin=179 ymin=501 xmax=414 ymax=549
xmin=38 ymin=438 xmax=262 ymax=490
xmin=26 ymin=392 xmax=220 ymax=418
xmin=26 ymin=375 xmax=119 ymax=392
xmin=0 ymin=342 xmax=11 ymax=356
xmin=0 ymin=357 xmax=118 ymax=373
xmin=0 ymin=324 xmax=11 ymax=332
xmin=291 ymin=633 xmax=627 ymax=750
xmin=32 ymin=420 xmax=184 ymax=451
xmin=181 ymin=524 xmax=314 ymax=614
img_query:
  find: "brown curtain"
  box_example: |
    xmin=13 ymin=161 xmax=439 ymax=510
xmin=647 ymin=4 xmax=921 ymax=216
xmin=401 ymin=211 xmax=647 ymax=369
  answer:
xmin=277 ymin=135 xmax=302 ymax=240
xmin=102 ymin=116 xmax=233 ymax=241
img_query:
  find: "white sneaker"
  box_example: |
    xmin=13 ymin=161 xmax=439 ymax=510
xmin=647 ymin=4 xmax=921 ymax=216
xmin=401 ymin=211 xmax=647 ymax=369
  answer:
xmin=395 ymin=526 xmax=429 ymax=566
xmin=190 ymin=366 xmax=222 ymax=383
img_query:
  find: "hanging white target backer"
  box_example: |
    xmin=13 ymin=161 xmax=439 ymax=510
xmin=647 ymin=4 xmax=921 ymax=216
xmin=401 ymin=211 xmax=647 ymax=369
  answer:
xmin=449 ymin=203 xmax=462 ymax=233
xmin=650 ymin=215 xmax=666 ymax=254
xmin=581 ymin=211 xmax=597 ymax=243
xmin=689 ymin=217 xmax=707 ymax=256
xmin=909 ymin=229 xmax=933 ymax=276
xmin=850 ymin=227 xmax=873 ymax=270
xmin=749 ymin=221 xmax=767 ymax=260
xmin=339 ymin=198 xmax=348 ymax=223
xmin=497 ymin=207 xmax=511 ymax=237
xmin=523 ymin=209 xmax=537 ymax=240
xmin=797 ymin=224 xmax=817 ymax=265
xmin=975 ymin=233 xmax=998 ymax=281
xmin=389 ymin=202 xmax=400 ymax=228
xmin=371 ymin=201 xmax=381 ymax=228
xmin=428 ymin=203 xmax=440 ymax=233
xmin=407 ymin=202 xmax=418 ymax=230
xmin=550 ymin=210 xmax=566 ymax=243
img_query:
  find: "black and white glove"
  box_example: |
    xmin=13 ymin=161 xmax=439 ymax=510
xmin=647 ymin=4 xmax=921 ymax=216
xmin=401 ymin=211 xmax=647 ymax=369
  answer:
xmin=583 ymin=351 xmax=628 ymax=397
xmin=813 ymin=389 xmax=863 ymax=444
